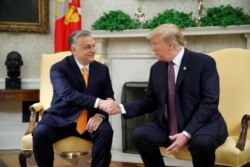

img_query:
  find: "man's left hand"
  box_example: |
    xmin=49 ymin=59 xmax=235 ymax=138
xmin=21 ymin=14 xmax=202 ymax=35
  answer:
xmin=86 ymin=114 xmax=104 ymax=133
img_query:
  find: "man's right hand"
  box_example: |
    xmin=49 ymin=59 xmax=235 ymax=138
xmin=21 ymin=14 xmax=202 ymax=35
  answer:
xmin=165 ymin=133 xmax=189 ymax=155
xmin=98 ymin=98 xmax=121 ymax=115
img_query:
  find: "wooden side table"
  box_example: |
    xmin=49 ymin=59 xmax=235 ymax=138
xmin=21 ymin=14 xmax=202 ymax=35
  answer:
xmin=0 ymin=89 xmax=39 ymax=122
xmin=0 ymin=89 xmax=39 ymax=101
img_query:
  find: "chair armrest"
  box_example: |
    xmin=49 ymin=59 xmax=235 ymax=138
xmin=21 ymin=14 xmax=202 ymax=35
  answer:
xmin=236 ymin=114 xmax=250 ymax=151
xmin=30 ymin=102 xmax=44 ymax=112
xmin=24 ymin=102 xmax=44 ymax=135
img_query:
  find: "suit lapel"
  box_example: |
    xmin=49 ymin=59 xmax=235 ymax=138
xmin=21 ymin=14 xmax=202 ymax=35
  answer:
xmin=87 ymin=61 xmax=97 ymax=91
xmin=158 ymin=62 xmax=168 ymax=105
xmin=68 ymin=56 xmax=86 ymax=88
xmin=176 ymin=49 xmax=190 ymax=91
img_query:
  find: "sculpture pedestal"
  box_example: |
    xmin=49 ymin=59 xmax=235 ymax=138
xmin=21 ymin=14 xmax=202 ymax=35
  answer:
xmin=5 ymin=78 xmax=21 ymax=89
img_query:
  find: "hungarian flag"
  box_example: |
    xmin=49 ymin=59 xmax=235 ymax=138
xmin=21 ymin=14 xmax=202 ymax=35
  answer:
xmin=54 ymin=0 xmax=82 ymax=53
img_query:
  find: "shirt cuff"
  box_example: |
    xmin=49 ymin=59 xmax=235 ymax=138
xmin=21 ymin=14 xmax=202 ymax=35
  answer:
xmin=120 ymin=104 xmax=126 ymax=114
xmin=94 ymin=98 xmax=100 ymax=108
xmin=182 ymin=131 xmax=191 ymax=139
xmin=95 ymin=113 xmax=105 ymax=120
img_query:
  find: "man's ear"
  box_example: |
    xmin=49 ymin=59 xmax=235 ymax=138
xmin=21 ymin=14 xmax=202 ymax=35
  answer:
xmin=167 ymin=43 xmax=173 ymax=51
xmin=71 ymin=46 xmax=76 ymax=54
xmin=168 ymin=42 xmax=177 ymax=50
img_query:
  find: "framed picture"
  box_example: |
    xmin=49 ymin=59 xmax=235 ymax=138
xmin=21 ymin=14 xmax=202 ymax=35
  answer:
xmin=0 ymin=0 xmax=49 ymax=33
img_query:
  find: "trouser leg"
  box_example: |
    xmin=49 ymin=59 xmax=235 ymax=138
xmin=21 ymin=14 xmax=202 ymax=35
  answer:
xmin=189 ymin=135 xmax=220 ymax=167
xmin=132 ymin=122 xmax=170 ymax=167
xmin=90 ymin=121 xmax=113 ymax=167
xmin=33 ymin=124 xmax=55 ymax=167
xmin=33 ymin=123 xmax=77 ymax=167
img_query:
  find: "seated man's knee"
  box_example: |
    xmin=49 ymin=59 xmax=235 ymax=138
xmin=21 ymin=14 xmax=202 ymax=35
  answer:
xmin=132 ymin=126 xmax=149 ymax=145
xmin=32 ymin=124 xmax=52 ymax=146
xmin=98 ymin=122 xmax=113 ymax=140
xmin=33 ymin=125 xmax=45 ymax=142
xmin=189 ymin=135 xmax=216 ymax=153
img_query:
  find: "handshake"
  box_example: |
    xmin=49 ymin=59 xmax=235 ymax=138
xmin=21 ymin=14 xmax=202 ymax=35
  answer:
xmin=98 ymin=98 xmax=122 ymax=115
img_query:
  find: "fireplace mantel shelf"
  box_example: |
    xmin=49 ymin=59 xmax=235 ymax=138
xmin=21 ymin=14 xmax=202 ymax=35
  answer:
xmin=93 ymin=25 xmax=250 ymax=39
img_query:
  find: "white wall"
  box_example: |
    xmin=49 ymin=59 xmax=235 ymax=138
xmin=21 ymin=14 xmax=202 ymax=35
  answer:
xmin=0 ymin=0 xmax=249 ymax=81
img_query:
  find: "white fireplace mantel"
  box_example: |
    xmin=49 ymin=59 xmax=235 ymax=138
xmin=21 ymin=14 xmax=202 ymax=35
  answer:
xmin=93 ymin=25 xmax=250 ymax=38
xmin=93 ymin=25 xmax=250 ymax=56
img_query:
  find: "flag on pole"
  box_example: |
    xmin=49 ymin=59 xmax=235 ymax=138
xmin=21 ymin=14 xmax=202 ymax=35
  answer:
xmin=54 ymin=0 xmax=82 ymax=53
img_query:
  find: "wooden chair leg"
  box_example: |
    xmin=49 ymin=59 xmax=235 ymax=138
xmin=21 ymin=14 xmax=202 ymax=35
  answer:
xmin=243 ymin=162 xmax=250 ymax=167
xmin=19 ymin=150 xmax=32 ymax=167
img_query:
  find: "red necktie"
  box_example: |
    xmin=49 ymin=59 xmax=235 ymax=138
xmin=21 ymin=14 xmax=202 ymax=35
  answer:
xmin=167 ymin=61 xmax=178 ymax=135
xmin=76 ymin=67 xmax=88 ymax=134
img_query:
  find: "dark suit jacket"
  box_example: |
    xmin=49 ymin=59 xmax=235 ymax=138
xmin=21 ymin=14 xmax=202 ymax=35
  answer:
xmin=123 ymin=49 xmax=228 ymax=142
xmin=40 ymin=55 xmax=114 ymax=127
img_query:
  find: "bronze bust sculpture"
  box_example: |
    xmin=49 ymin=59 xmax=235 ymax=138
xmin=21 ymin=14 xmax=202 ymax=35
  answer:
xmin=5 ymin=51 xmax=23 ymax=78
xmin=5 ymin=51 xmax=23 ymax=89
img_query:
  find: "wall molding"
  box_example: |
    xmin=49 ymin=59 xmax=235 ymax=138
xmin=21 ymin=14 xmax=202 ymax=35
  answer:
xmin=93 ymin=25 xmax=250 ymax=57
xmin=0 ymin=78 xmax=40 ymax=89
xmin=93 ymin=25 xmax=250 ymax=38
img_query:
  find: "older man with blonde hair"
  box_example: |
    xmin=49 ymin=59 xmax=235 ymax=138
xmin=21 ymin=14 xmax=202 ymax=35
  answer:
xmin=120 ymin=24 xmax=228 ymax=167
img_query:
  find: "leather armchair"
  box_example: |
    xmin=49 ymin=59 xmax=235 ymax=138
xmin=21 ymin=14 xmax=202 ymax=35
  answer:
xmin=19 ymin=51 xmax=105 ymax=167
xmin=160 ymin=48 xmax=250 ymax=167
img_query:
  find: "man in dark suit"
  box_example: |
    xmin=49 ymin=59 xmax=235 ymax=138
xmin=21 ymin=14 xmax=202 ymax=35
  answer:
xmin=118 ymin=24 xmax=228 ymax=167
xmin=32 ymin=30 xmax=119 ymax=167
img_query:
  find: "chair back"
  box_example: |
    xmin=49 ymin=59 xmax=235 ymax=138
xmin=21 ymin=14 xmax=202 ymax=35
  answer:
xmin=40 ymin=51 xmax=72 ymax=111
xmin=209 ymin=48 xmax=250 ymax=138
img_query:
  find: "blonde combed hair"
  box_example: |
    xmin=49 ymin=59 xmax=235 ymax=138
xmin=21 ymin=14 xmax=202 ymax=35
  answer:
xmin=147 ymin=24 xmax=187 ymax=47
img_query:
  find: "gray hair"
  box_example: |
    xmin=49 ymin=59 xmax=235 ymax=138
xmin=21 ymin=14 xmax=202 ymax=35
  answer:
xmin=147 ymin=24 xmax=187 ymax=47
xmin=68 ymin=30 xmax=92 ymax=47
